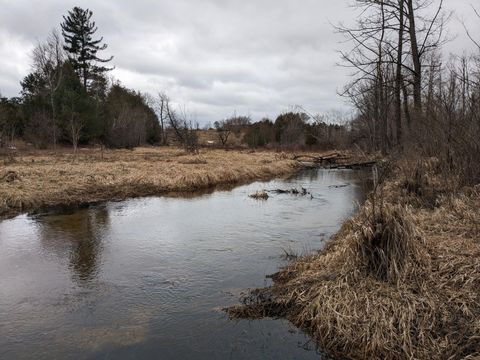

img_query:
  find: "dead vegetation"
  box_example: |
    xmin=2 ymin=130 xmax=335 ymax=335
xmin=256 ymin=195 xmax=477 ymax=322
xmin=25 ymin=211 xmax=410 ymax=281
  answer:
xmin=227 ymin=159 xmax=480 ymax=360
xmin=0 ymin=147 xmax=301 ymax=218
xmin=1 ymin=170 xmax=20 ymax=183
xmin=271 ymin=187 xmax=309 ymax=196
xmin=249 ymin=190 xmax=269 ymax=200
xmin=249 ymin=187 xmax=311 ymax=200
xmin=293 ymin=151 xmax=378 ymax=170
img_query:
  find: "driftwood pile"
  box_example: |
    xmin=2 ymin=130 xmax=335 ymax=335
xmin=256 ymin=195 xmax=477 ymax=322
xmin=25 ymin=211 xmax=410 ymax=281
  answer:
xmin=249 ymin=187 xmax=311 ymax=200
xmin=292 ymin=152 xmax=376 ymax=169
xmin=271 ymin=187 xmax=309 ymax=196
xmin=249 ymin=190 xmax=269 ymax=200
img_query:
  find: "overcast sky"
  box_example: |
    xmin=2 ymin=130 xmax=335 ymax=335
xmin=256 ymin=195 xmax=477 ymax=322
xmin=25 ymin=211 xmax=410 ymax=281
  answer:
xmin=0 ymin=0 xmax=478 ymax=124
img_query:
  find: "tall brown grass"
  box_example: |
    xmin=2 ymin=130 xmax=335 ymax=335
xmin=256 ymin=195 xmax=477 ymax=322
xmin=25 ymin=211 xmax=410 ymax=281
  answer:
xmin=0 ymin=147 xmax=298 ymax=217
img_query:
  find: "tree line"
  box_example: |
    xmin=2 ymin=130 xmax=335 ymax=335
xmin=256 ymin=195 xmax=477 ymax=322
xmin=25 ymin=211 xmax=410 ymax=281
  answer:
xmin=232 ymin=111 xmax=349 ymax=150
xmin=1 ymin=2 xmax=478 ymax=171
xmin=0 ymin=7 xmax=162 ymax=152
xmin=0 ymin=6 xmax=349 ymax=153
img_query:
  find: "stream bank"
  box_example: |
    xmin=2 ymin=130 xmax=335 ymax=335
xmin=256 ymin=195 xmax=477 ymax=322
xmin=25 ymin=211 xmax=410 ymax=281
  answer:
xmin=227 ymin=160 xmax=480 ymax=360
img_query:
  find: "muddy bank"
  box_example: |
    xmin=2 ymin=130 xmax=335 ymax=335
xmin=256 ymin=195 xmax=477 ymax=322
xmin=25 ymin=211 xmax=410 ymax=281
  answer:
xmin=0 ymin=147 xmax=304 ymax=219
xmin=227 ymin=160 xmax=480 ymax=359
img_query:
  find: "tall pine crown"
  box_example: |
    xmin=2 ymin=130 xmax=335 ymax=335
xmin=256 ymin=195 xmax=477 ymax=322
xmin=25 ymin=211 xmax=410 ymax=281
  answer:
xmin=61 ymin=7 xmax=113 ymax=90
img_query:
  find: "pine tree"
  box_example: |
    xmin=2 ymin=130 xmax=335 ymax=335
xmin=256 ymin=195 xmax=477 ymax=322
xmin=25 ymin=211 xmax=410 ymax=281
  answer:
xmin=61 ymin=7 xmax=113 ymax=91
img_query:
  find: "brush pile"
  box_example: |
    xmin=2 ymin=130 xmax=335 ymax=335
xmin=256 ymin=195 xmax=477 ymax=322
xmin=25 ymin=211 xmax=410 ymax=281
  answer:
xmin=227 ymin=159 xmax=480 ymax=359
xmin=249 ymin=190 xmax=269 ymax=200
xmin=271 ymin=187 xmax=309 ymax=196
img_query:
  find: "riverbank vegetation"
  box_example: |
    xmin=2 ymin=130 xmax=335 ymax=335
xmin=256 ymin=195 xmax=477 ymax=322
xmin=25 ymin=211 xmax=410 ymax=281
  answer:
xmin=228 ymin=159 xmax=480 ymax=359
xmin=0 ymin=147 xmax=300 ymax=218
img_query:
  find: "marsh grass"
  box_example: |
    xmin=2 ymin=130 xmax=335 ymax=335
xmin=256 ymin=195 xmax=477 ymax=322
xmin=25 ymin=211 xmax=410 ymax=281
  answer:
xmin=0 ymin=147 xmax=299 ymax=217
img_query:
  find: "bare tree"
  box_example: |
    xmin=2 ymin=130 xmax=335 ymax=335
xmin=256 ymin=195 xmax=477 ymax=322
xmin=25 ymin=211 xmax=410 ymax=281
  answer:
xmin=0 ymin=99 xmax=7 ymax=148
xmin=161 ymin=94 xmax=198 ymax=152
xmin=150 ymin=92 xmax=169 ymax=145
xmin=68 ymin=114 xmax=84 ymax=157
xmin=395 ymin=0 xmax=405 ymax=145
xmin=406 ymin=0 xmax=446 ymax=113
xmin=32 ymin=29 xmax=65 ymax=150
xmin=214 ymin=120 xmax=232 ymax=147
xmin=337 ymin=0 xmax=447 ymax=152
xmin=462 ymin=6 xmax=480 ymax=52
xmin=337 ymin=1 xmax=395 ymax=152
xmin=63 ymin=91 xmax=85 ymax=158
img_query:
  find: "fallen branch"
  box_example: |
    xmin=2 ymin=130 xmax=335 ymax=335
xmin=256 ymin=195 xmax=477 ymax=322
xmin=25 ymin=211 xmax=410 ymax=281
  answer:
xmin=328 ymin=160 xmax=377 ymax=169
xmin=292 ymin=153 xmax=350 ymax=164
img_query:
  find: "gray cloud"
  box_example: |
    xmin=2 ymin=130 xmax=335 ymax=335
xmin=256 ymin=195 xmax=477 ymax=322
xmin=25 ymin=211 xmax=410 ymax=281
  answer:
xmin=0 ymin=0 xmax=478 ymax=123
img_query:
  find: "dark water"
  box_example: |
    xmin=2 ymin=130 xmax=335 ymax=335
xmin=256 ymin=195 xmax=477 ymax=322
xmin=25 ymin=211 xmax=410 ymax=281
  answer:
xmin=0 ymin=169 xmax=369 ymax=360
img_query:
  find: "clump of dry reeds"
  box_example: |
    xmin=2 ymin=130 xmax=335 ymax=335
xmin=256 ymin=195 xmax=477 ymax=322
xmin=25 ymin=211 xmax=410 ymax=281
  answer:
xmin=177 ymin=156 xmax=208 ymax=165
xmin=399 ymin=158 xmax=452 ymax=209
xmin=1 ymin=170 xmax=20 ymax=183
xmin=402 ymin=162 xmax=427 ymax=196
xmin=227 ymin=163 xmax=480 ymax=359
xmin=354 ymin=203 xmax=426 ymax=283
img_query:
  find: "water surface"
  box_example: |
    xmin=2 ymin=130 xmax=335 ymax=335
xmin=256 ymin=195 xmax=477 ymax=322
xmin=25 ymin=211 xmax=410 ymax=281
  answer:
xmin=0 ymin=169 xmax=369 ymax=359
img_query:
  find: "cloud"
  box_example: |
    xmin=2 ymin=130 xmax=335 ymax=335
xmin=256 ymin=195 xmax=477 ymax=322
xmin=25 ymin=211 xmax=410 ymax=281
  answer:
xmin=0 ymin=0 xmax=478 ymax=123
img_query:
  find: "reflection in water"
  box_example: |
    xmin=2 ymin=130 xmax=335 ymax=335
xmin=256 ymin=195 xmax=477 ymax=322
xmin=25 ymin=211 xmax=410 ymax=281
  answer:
xmin=36 ymin=207 xmax=109 ymax=282
xmin=0 ymin=169 xmax=370 ymax=360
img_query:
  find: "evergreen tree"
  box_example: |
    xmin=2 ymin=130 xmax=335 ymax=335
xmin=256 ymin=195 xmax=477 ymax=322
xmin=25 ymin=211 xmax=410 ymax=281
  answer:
xmin=61 ymin=7 xmax=113 ymax=91
xmin=57 ymin=62 xmax=96 ymax=151
xmin=104 ymin=84 xmax=160 ymax=148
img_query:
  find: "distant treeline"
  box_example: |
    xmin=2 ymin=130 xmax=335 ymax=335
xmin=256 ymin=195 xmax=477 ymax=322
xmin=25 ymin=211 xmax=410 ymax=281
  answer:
xmin=0 ymin=7 xmax=162 ymax=152
xmin=0 ymin=6 xmax=359 ymax=153
xmin=210 ymin=112 xmax=351 ymax=150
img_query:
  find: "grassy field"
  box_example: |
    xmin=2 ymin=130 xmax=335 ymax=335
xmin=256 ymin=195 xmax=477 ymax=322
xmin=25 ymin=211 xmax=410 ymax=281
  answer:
xmin=0 ymin=147 xmax=299 ymax=218
xmin=228 ymin=159 xmax=480 ymax=359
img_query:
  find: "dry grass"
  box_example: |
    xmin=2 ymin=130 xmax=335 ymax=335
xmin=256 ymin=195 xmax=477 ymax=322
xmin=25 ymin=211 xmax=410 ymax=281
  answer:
xmin=227 ymin=160 xmax=480 ymax=360
xmin=0 ymin=147 xmax=300 ymax=218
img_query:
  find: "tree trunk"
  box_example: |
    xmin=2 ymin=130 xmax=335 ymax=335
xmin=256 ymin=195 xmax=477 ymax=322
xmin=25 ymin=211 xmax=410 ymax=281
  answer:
xmin=395 ymin=0 xmax=405 ymax=146
xmin=377 ymin=1 xmax=387 ymax=153
xmin=406 ymin=0 xmax=422 ymax=112
xmin=401 ymin=74 xmax=412 ymax=130
xmin=50 ymin=95 xmax=57 ymax=152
